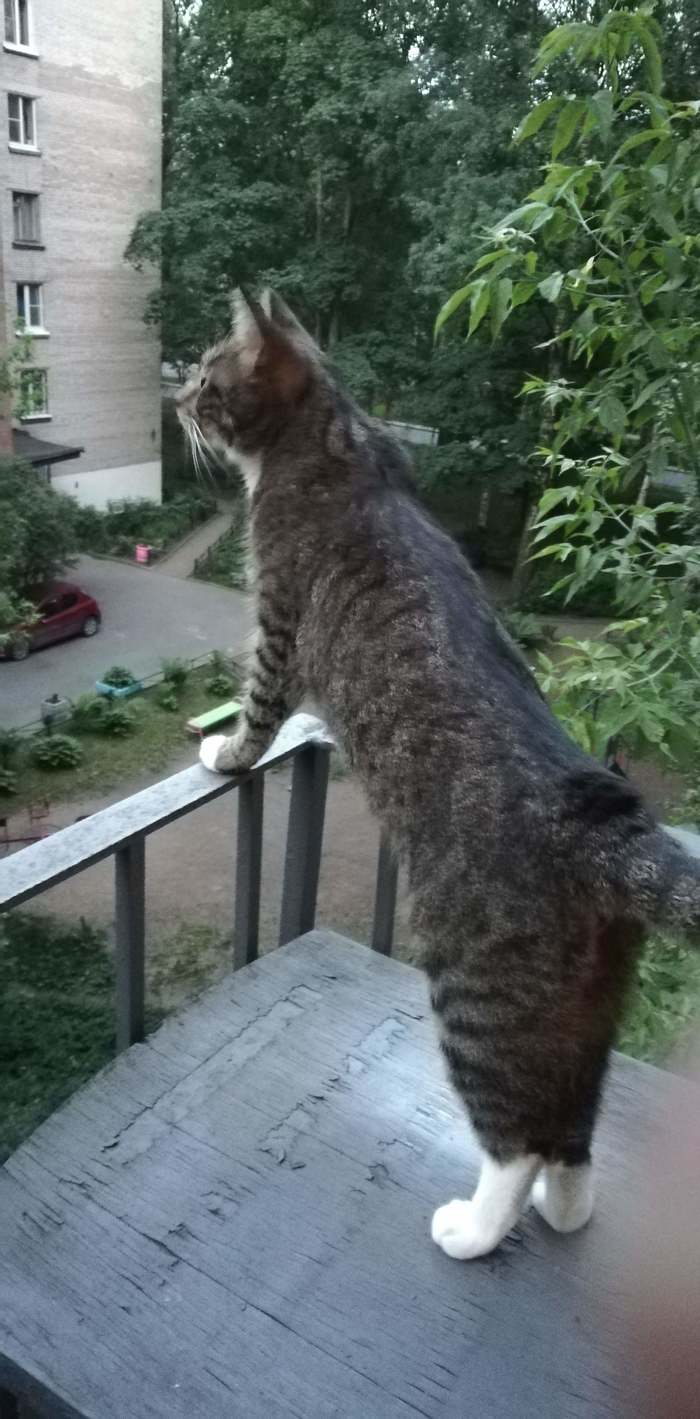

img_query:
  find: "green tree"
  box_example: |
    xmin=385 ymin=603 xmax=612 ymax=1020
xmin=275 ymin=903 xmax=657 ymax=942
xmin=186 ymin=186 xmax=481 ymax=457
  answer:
xmin=439 ymin=3 xmax=700 ymax=761
xmin=0 ymin=459 xmax=78 ymax=597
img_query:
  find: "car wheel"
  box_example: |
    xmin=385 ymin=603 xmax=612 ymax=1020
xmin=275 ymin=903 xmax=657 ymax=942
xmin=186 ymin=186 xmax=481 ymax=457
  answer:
xmin=10 ymin=635 xmax=30 ymax=661
xmin=82 ymin=616 xmax=100 ymax=637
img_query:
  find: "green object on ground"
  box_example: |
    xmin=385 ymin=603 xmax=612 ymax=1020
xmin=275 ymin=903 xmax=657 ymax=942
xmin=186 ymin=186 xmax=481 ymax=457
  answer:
xmin=187 ymin=700 xmax=242 ymax=736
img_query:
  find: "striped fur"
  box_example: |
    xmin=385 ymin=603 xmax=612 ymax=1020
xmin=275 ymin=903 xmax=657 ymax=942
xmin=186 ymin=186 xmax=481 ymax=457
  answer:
xmin=181 ymin=290 xmax=700 ymax=1249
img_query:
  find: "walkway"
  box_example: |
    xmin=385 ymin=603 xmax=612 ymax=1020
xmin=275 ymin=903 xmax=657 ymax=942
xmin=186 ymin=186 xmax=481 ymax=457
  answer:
xmin=157 ymin=498 xmax=238 ymax=578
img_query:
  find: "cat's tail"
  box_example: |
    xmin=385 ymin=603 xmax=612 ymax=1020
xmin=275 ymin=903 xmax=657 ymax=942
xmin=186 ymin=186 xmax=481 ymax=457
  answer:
xmin=626 ymin=825 xmax=700 ymax=943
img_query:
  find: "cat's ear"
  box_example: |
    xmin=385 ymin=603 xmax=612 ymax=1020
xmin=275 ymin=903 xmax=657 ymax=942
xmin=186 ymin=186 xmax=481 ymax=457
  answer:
xmin=231 ymin=287 xmax=266 ymax=371
xmin=262 ymin=289 xmax=319 ymax=355
xmin=232 ymin=287 xmax=309 ymax=402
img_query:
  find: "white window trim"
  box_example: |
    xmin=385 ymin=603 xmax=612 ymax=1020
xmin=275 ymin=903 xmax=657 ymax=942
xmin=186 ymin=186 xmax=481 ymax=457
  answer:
xmin=3 ymin=0 xmax=36 ymax=55
xmin=7 ymin=93 xmax=38 ymax=151
xmin=16 ymin=282 xmax=49 ymax=337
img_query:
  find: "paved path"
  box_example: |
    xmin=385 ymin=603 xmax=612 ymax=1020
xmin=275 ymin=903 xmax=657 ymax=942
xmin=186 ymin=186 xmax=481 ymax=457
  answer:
xmin=156 ymin=499 xmax=237 ymax=579
xmin=0 ymin=555 xmax=254 ymax=730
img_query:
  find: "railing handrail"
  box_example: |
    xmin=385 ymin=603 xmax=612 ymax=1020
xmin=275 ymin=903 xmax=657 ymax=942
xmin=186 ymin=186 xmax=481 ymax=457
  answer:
xmin=0 ymin=713 xmax=334 ymax=911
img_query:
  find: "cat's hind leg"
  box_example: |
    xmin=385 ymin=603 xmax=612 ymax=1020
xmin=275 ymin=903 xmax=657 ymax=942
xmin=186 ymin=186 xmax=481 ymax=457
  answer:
xmin=431 ymin=1152 xmax=540 ymax=1260
xmin=530 ymin=1161 xmax=595 ymax=1234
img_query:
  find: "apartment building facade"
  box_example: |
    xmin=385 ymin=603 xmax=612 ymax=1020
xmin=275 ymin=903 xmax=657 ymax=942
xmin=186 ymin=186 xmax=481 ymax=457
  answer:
xmin=1 ymin=0 xmax=162 ymax=506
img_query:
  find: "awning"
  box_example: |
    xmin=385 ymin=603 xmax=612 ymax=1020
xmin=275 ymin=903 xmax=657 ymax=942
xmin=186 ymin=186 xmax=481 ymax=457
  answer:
xmin=13 ymin=430 xmax=84 ymax=467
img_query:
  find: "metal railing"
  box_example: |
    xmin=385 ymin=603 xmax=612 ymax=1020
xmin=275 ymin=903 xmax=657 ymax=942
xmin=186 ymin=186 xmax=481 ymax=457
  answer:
xmin=0 ymin=714 xmax=399 ymax=1053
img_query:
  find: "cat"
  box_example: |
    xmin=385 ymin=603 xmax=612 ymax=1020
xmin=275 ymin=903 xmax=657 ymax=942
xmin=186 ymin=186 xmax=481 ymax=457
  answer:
xmin=177 ymin=288 xmax=700 ymax=1262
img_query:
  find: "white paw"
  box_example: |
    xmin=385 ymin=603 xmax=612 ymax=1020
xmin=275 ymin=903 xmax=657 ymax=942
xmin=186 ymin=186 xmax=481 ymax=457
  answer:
xmin=199 ymin=734 xmax=227 ymax=772
xmin=530 ymin=1165 xmax=594 ymax=1234
xmin=431 ymin=1199 xmax=492 ymax=1261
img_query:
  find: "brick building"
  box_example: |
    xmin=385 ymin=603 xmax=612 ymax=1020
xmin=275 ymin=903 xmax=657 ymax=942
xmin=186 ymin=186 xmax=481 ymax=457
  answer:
xmin=1 ymin=0 xmax=162 ymax=505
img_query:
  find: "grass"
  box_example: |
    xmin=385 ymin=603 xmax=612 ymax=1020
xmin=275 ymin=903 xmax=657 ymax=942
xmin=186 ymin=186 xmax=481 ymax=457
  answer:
xmin=2 ymin=903 xmax=699 ymax=1164
xmin=0 ymin=909 xmax=230 ymax=1163
xmin=1 ymin=666 xmax=238 ymax=816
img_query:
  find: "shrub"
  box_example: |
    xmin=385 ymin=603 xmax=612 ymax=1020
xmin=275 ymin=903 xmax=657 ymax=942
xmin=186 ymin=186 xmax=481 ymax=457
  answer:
xmin=0 ymin=728 xmax=20 ymax=769
xmin=31 ymin=734 xmax=82 ymax=769
xmin=208 ymin=649 xmax=233 ymax=678
xmin=501 ymin=610 xmax=548 ymax=651
xmin=101 ymin=665 xmax=137 ymax=688
xmin=206 ymin=674 xmax=234 ymax=698
xmin=0 ymin=768 xmax=18 ymax=795
xmin=99 ymin=705 xmax=135 ymax=738
xmin=160 ymin=657 xmax=189 ymax=690
xmin=70 ymin=694 xmax=107 ymax=733
xmin=157 ymin=688 xmax=179 ymax=712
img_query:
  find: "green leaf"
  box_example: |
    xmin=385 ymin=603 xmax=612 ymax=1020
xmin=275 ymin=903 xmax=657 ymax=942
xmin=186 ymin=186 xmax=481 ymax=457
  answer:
xmin=491 ymin=277 xmax=512 ymax=338
xmin=511 ymin=279 xmax=538 ymax=309
xmin=616 ymin=128 xmax=666 ymax=158
xmin=514 ymin=97 xmax=563 ymax=144
xmin=551 ymin=100 xmax=585 ymax=159
xmin=468 ymin=280 xmax=491 ymax=336
xmin=629 ymin=377 xmax=669 ymax=413
xmin=434 ymin=283 xmax=471 ymax=335
xmin=538 ymin=271 xmax=564 ymax=303
xmin=588 ymin=89 xmax=614 ymax=143
xmin=538 ymin=485 xmax=578 ymax=516
xmin=598 ymin=394 xmax=626 ymax=436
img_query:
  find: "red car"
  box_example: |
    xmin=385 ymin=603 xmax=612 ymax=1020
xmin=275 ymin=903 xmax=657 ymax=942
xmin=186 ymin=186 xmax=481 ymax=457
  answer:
xmin=3 ymin=581 xmax=102 ymax=661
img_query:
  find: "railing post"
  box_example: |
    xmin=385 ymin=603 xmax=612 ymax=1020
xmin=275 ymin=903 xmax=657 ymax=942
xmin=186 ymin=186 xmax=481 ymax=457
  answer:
xmin=279 ymin=744 xmax=331 ymax=946
xmin=371 ymin=830 xmax=398 ymax=955
xmin=233 ymin=774 xmax=264 ymax=969
xmin=115 ymin=834 xmax=146 ymax=1051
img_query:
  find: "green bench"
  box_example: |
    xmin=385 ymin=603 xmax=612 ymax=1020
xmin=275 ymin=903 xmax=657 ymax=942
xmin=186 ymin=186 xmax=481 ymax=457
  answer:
xmin=186 ymin=699 xmax=242 ymax=737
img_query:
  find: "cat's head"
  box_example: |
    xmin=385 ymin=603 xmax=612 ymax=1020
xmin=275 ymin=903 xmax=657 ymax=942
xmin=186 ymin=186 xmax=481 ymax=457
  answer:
xmin=177 ymin=289 xmax=317 ymax=490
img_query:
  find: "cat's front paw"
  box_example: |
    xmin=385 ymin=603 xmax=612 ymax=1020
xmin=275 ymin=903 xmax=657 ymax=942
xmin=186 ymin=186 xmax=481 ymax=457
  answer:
xmin=199 ymin=732 xmax=255 ymax=774
xmin=199 ymin=734 xmax=228 ymax=772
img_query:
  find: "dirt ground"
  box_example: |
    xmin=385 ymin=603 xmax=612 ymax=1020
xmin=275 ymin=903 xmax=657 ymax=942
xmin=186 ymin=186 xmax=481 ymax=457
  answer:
xmin=13 ymin=748 xmax=415 ymax=1010
xmin=7 ymin=720 xmax=685 ymax=1017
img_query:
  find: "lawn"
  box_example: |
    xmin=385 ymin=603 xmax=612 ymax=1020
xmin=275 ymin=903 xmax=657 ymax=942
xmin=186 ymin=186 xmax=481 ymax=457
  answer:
xmin=2 ymin=904 xmax=699 ymax=1164
xmin=1 ymin=662 xmax=239 ymax=818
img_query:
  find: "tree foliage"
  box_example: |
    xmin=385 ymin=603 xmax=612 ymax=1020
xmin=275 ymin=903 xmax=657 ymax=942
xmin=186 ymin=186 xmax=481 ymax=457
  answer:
xmin=0 ymin=459 xmax=78 ymax=598
xmin=441 ymin=3 xmax=700 ymax=763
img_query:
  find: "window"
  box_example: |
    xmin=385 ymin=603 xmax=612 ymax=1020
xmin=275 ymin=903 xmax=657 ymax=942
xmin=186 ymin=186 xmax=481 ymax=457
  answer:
xmin=19 ymin=367 xmax=48 ymax=419
xmin=8 ymin=93 xmax=36 ymax=148
xmin=16 ymin=282 xmax=46 ymax=332
xmin=12 ymin=191 xmax=40 ymax=244
xmin=4 ymin=0 xmax=30 ymax=48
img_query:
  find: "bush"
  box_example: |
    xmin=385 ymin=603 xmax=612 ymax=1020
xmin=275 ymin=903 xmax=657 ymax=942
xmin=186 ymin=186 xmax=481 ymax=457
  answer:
xmin=206 ymin=674 xmax=234 ymax=698
xmin=74 ymin=491 xmax=218 ymax=559
xmin=0 ymin=768 xmax=18 ymax=795
xmin=99 ymin=705 xmax=135 ymax=738
xmin=194 ymin=504 xmax=248 ymax=589
xmin=101 ymin=665 xmax=137 ymax=688
xmin=0 ymin=728 xmax=20 ymax=769
xmin=157 ymin=688 xmax=179 ymax=712
xmin=31 ymin=734 xmax=82 ymax=769
xmin=501 ymin=610 xmax=549 ymax=650
xmin=161 ymin=657 xmax=189 ymax=690
xmin=70 ymin=694 xmax=107 ymax=733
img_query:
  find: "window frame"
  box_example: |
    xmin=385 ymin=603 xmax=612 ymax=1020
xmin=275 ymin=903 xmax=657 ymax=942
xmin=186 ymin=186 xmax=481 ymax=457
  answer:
xmin=4 ymin=0 xmax=35 ymax=55
xmin=19 ymin=366 xmax=49 ymax=421
xmin=8 ymin=93 xmax=38 ymax=151
xmin=16 ymin=281 xmax=48 ymax=335
xmin=12 ymin=189 xmax=41 ymax=245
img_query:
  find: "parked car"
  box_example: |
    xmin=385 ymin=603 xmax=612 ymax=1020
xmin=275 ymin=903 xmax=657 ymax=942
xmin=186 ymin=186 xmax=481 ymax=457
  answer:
xmin=2 ymin=581 xmax=102 ymax=661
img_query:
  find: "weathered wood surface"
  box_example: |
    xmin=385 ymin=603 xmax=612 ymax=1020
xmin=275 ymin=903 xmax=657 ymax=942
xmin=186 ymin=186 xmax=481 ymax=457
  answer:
xmin=0 ymin=931 xmax=691 ymax=1418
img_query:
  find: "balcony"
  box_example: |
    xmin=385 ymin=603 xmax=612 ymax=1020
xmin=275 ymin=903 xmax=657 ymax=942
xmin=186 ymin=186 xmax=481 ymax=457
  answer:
xmin=0 ymin=714 xmax=698 ymax=1418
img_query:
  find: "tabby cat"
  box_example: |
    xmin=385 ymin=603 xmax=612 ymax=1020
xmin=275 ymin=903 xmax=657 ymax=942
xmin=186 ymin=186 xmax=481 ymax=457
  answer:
xmin=177 ymin=290 xmax=700 ymax=1261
